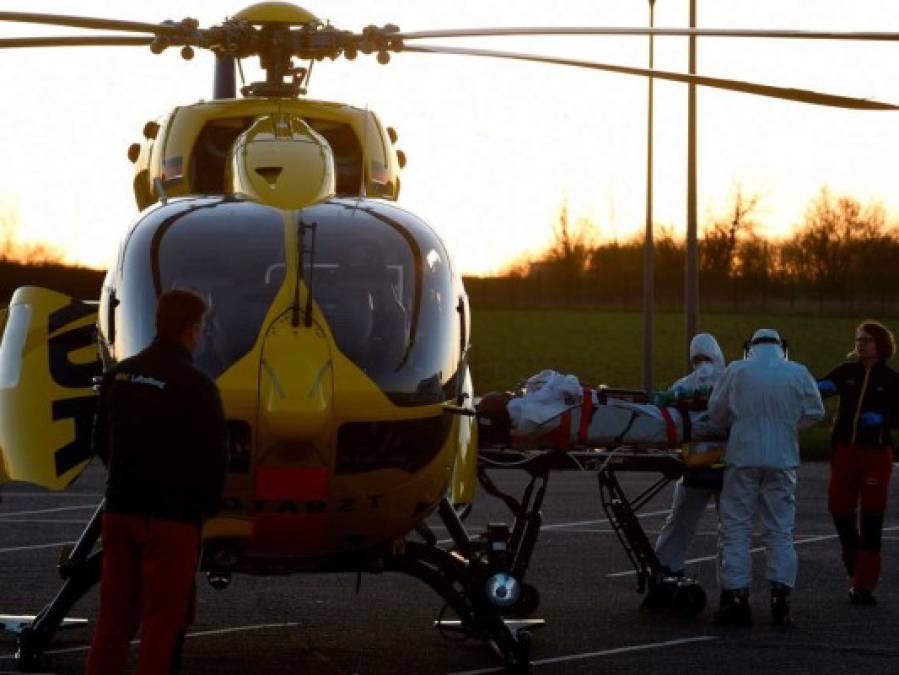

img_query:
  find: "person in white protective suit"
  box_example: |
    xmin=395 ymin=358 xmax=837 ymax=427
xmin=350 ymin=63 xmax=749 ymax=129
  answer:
xmin=651 ymin=334 xmax=726 ymax=581
xmin=708 ymin=329 xmax=824 ymax=626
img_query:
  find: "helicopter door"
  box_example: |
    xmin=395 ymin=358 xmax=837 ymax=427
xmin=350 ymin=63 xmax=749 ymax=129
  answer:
xmin=0 ymin=287 xmax=99 ymax=489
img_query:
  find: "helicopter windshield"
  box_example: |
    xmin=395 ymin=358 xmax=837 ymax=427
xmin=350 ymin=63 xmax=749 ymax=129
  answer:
xmin=299 ymin=200 xmax=462 ymax=406
xmin=114 ymin=197 xmax=462 ymax=403
xmin=116 ymin=197 xmax=285 ymax=378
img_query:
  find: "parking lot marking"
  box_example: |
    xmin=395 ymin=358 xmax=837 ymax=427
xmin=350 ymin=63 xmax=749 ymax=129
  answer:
xmin=0 ymin=518 xmax=87 ymax=525
xmin=184 ymin=622 xmax=302 ymax=638
xmin=0 ymin=623 xmax=303 ymax=660
xmin=0 ymin=492 xmax=102 ymax=498
xmin=606 ymin=524 xmax=899 ymax=577
xmin=448 ymin=635 xmax=719 ymax=674
xmin=0 ymin=541 xmax=76 ymax=555
xmin=0 ymin=506 xmax=97 ymax=519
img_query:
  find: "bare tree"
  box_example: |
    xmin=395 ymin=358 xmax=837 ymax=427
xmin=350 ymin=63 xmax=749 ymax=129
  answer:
xmin=545 ymin=198 xmax=597 ymax=274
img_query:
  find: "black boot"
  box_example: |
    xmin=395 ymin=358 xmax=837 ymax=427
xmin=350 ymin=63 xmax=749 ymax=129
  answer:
xmin=714 ymin=588 xmax=752 ymax=626
xmin=849 ymin=587 xmax=878 ymax=606
xmin=832 ymin=513 xmax=858 ymax=578
xmin=770 ymin=583 xmax=792 ymax=626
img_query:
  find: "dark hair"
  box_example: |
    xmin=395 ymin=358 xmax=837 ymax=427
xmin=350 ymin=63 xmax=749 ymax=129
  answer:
xmin=155 ymin=289 xmax=207 ymax=342
xmin=850 ymin=319 xmax=896 ymax=360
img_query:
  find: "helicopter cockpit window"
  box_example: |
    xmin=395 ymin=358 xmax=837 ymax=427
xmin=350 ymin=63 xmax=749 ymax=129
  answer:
xmin=190 ymin=117 xmax=256 ymax=194
xmin=116 ymin=197 xmax=285 ymax=379
xmin=300 ymin=200 xmax=461 ymax=406
xmin=303 ymin=118 xmax=364 ymax=196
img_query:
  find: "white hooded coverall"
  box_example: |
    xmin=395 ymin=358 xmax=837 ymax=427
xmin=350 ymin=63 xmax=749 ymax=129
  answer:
xmin=655 ymin=333 xmax=726 ymax=574
xmin=708 ymin=329 xmax=825 ymax=590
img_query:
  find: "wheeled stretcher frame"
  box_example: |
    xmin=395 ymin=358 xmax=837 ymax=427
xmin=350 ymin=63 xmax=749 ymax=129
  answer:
xmin=475 ymin=444 xmax=707 ymax=617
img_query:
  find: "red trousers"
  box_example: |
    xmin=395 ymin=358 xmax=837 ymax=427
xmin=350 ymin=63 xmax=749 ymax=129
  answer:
xmin=85 ymin=513 xmax=199 ymax=675
xmin=828 ymin=443 xmax=893 ymax=592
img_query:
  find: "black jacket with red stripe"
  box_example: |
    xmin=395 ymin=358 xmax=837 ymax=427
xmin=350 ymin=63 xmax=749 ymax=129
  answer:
xmin=92 ymin=338 xmax=228 ymax=526
xmin=821 ymin=360 xmax=899 ymax=448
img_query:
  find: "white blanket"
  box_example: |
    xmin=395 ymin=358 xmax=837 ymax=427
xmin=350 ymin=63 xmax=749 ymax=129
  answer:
xmin=507 ymin=370 xmax=726 ymax=448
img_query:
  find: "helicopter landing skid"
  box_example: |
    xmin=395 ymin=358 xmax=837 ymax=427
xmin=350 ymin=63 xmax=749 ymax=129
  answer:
xmin=11 ymin=501 xmax=104 ymax=672
xmin=384 ymin=500 xmax=538 ymax=673
xmin=9 ymin=494 xmax=535 ymax=674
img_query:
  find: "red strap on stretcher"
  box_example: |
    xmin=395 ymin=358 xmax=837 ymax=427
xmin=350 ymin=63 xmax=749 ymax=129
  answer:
xmin=535 ymin=410 xmax=572 ymax=450
xmin=659 ymin=406 xmax=678 ymax=446
xmin=578 ymin=387 xmax=594 ymax=445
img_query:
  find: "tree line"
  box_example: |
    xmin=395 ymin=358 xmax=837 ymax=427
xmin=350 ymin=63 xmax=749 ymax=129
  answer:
xmin=463 ymin=188 xmax=899 ymax=314
xmin=0 ymin=208 xmax=104 ymax=304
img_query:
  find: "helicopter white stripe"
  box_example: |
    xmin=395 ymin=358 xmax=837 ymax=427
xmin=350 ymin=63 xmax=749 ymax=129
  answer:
xmin=448 ymin=635 xmax=719 ymax=674
xmin=605 ymin=525 xmax=899 ymax=577
xmin=0 ymin=622 xmax=302 ymax=660
xmin=0 ymin=541 xmax=76 ymax=555
xmin=0 ymin=505 xmax=97 ymax=518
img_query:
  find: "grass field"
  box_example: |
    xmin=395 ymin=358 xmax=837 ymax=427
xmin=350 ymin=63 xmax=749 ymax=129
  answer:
xmin=468 ymin=309 xmax=899 ymax=459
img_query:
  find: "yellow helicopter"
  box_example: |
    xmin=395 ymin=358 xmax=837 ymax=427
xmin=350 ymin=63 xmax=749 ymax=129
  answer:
xmin=1 ymin=2 xmax=899 ymax=672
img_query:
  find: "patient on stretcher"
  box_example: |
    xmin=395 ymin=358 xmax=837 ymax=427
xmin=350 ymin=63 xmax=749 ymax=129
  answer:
xmin=476 ymin=369 xmax=727 ymax=451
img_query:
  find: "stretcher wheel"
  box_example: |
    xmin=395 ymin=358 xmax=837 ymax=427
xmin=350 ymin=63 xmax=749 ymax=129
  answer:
xmin=505 ymin=583 xmax=540 ymax=618
xmin=673 ymin=583 xmax=707 ymax=616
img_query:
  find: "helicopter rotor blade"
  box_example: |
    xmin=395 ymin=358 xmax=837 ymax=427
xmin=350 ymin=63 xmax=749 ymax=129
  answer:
xmin=395 ymin=27 xmax=899 ymax=42
xmin=0 ymin=11 xmax=183 ymax=36
xmin=402 ymin=44 xmax=899 ymax=111
xmin=0 ymin=36 xmax=154 ymax=49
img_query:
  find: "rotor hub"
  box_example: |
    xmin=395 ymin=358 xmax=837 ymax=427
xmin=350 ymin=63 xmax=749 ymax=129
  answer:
xmin=139 ymin=3 xmax=404 ymax=98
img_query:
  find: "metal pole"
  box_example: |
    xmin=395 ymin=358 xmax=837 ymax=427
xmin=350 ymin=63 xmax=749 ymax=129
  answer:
xmin=685 ymin=0 xmax=699 ymax=369
xmin=642 ymin=0 xmax=656 ymax=394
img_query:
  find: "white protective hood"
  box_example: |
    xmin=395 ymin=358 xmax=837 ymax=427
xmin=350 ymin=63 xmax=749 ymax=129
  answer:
xmin=708 ymin=328 xmax=824 ymax=469
xmin=747 ymin=328 xmax=786 ymax=361
xmin=674 ymin=333 xmax=726 ymax=391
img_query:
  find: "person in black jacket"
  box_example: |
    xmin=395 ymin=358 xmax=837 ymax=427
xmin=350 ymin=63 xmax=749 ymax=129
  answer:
xmin=818 ymin=319 xmax=899 ymax=606
xmin=86 ymin=289 xmax=228 ymax=675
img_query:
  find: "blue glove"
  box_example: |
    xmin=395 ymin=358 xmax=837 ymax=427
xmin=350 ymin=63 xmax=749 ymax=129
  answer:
xmin=859 ymin=412 xmax=884 ymax=428
xmin=817 ymin=380 xmax=838 ymax=397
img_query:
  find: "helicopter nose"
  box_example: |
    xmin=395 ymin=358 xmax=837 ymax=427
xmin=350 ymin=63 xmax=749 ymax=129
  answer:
xmin=258 ymin=313 xmax=333 ymax=441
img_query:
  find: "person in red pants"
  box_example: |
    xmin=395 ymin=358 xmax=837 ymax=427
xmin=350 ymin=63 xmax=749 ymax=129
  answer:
xmin=818 ymin=320 xmax=899 ymax=606
xmin=85 ymin=290 xmax=228 ymax=674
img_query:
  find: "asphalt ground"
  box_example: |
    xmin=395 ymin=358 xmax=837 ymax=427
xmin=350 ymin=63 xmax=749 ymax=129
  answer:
xmin=1 ymin=460 xmax=897 ymax=675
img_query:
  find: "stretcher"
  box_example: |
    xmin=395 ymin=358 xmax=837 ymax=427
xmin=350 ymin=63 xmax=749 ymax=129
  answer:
xmin=469 ymin=386 xmax=719 ymax=617
xmin=506 ymin=388 xmax=727 ymax=451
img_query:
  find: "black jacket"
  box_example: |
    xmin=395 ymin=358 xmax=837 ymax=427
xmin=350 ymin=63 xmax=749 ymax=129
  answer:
xmin=821 ymin=360 xmax=899 ymax=448
xmin=93 ymin=338 xmax=228 ymax=526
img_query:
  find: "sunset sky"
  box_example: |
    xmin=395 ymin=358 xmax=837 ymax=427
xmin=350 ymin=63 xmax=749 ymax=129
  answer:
xmin=1 ymin=1 xmax=898 ymax=275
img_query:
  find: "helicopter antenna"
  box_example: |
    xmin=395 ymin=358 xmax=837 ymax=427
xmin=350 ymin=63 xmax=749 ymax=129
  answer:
xmin=291 ymin=219 xmax=303 ymax=327
xmin=152 ymin=177 xmax=168 ymax=205
xmin=303 ymin=222 xmax=317 ymax=327
xmin=292 ymin=218 xmax=317 ymax=328
xmin=236 ymin=58 xmax=245 ymax=88
xmin=303 ymin=58 xmax=314 ymax=89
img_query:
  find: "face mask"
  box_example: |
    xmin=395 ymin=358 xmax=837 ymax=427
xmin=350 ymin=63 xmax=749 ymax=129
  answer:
xmin=695 ymin=361 xmax=715 ymax=381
